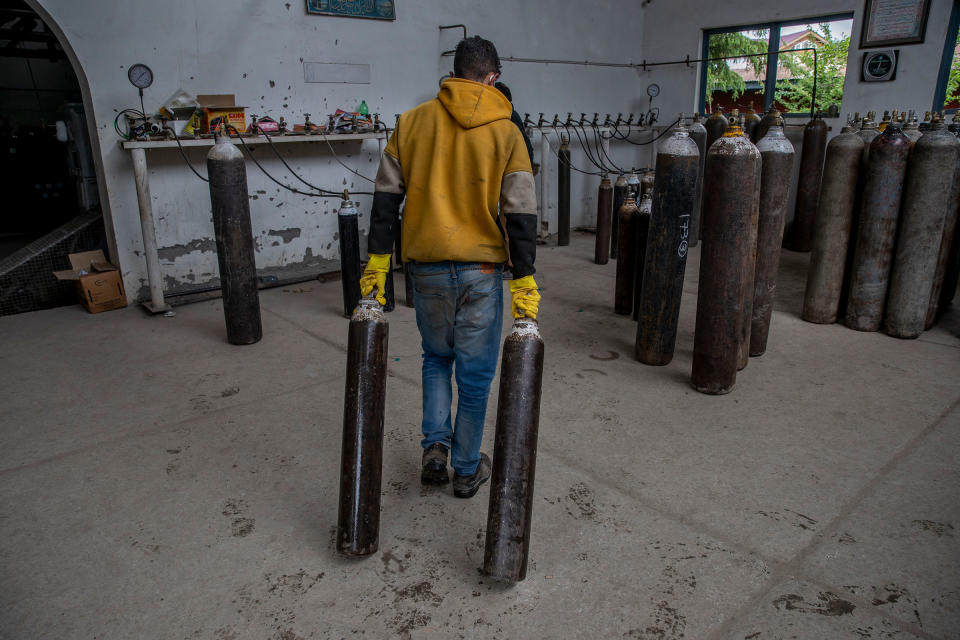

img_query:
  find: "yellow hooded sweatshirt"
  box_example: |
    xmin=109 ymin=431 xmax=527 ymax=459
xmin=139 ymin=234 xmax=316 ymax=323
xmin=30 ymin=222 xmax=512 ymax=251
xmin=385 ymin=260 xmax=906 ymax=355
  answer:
xmin=368 ymin=78 xmax=538 ymax=275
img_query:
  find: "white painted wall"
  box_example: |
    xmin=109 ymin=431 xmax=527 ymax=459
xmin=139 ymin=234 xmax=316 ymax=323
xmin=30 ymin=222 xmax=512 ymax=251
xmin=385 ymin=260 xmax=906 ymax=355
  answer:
xmin=31 ymin=0 xmax=650 ymax=300
xmin=640 ymin=0 xmax=954 ymax=129
xmin=639 ymin=0 xmax=954 ymax=230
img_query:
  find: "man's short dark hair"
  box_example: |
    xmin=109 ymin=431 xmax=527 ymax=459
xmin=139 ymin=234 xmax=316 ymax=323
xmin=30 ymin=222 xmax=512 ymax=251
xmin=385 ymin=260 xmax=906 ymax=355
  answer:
xmin=494 ymin=82 xmax=512 ymax=102
xmin=454 ymin=36 xmax=501 ymax=81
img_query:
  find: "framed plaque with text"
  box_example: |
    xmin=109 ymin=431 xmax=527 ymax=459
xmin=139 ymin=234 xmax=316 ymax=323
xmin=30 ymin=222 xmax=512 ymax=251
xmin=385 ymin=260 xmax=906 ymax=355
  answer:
xmin=860 ymin=0 xmax=930 ymax=48
xmin=306 ymin=0 xmax=396 ymax=20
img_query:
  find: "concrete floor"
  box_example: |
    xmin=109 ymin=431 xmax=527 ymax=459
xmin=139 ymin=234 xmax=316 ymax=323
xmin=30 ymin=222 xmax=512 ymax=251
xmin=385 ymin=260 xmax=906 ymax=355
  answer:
xmin=1 ymin=233 xmax=958 ymax=640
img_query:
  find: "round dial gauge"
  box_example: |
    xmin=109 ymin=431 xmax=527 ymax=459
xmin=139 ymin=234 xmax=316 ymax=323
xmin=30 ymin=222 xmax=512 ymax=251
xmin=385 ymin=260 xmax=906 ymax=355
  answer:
xmin=862 ymin=51 xmax=896 ymax=82
xmin=127 ymin=63 xmax=154 ymax=89
xmin=868 ymin=54 xmax=892 ymax=76
xmin=646 ymin=83 xmax=660 ymax=98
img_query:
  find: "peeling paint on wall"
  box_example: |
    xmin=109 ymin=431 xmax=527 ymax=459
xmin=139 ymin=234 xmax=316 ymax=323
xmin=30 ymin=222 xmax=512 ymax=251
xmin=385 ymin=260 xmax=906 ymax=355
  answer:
xmin=158 ymin=238 xmax=217 ymax=261
xmin=266 ymin=227 xmax=302 ymax=244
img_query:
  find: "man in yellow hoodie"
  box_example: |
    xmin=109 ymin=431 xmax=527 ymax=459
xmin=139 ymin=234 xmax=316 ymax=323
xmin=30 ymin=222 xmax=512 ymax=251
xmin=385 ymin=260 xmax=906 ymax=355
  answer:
xmin=360 ymin=36 xmax=540 ymax=499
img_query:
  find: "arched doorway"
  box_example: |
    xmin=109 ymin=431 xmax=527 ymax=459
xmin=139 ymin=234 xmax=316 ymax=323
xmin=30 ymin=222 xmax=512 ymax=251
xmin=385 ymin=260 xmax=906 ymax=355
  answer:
xmin=0 ymin=0 xmax=105 ymax=315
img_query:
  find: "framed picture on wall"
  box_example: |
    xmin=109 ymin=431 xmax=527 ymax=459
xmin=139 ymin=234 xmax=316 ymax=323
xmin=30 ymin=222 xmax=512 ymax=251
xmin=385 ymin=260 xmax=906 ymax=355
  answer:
xmin=306 ymin=0 xmax=396 ymax=20
xmin=860 ymin=0 xmax=930 ymax=48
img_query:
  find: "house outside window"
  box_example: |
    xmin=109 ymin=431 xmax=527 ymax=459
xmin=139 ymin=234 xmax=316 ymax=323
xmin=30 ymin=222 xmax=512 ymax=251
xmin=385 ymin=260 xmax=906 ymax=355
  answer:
xmin=700 ymin=13 xmax=854 ymax=118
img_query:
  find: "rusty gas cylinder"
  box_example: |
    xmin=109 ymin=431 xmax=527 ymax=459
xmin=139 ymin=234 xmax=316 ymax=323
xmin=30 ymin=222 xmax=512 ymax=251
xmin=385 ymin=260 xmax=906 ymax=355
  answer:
xmin=803 ymin=127 xmax=864 ymax=324
xmin=705 ymin=107 xmax=727 ymax=151
xmin=614 ymin=197 xmax=639 ymax=315
xmin=206 ymin=130 xmax=262 ymax=345
xmin=753 ymin=106 xmax=780 ymax=143
xmin=845 ymin=123 xmax=912 ymax=331
xmin=885 ymin=120 xmax=960 ymax=338
xmin=688 ymin=113 xmax=708 ymax=247
xmin=927 ymin=134 xmax=960 ymax=327
xmin=789 ymin=115 xmax=828 ymax=252
xmin=632 ymin=192 xmax=653 ymax=321
xmin=691 ymin=118 xmax=760 ymax=394
xmin=558 ymin=135 xmax=571 ymax=246
xmin=635 ymin=120 xmax=699 ymax=365
xmin=743 ymin=107 xmax=761 ymax=142
xmin=338 ymin=198 xmax=362 ymax=317
xmin=483 ymin=318 xmax=544 ymax=583
xmin=595 ymin=176 xmax=613 ymax=264
xmin=337 ymin=297 xmax=389 ymax=556
xmin=610 ymin=173 xmax=628 ymax=259
xmin=750 ymin=118 xmax=795 ymax=356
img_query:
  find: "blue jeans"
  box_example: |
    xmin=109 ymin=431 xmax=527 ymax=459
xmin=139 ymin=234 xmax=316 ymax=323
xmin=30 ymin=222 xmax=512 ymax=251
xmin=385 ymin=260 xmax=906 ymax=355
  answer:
xmin=409 ymin=261 xmax=504 ymax=477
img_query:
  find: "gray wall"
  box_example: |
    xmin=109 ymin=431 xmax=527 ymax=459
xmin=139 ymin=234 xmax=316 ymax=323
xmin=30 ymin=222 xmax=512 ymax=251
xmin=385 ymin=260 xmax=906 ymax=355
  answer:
xmin=31 ymin=0 xmax=648 ymax=299
xmin=641 ymin=0 xmax=955 ymax=130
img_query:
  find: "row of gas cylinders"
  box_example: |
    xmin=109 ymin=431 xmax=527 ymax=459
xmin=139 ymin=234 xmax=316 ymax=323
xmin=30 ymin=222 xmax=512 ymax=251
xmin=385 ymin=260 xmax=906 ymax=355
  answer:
xmin=803 ymin=113 xmax=960 ymax=337
xmin=568 ymin=108 xmax=959 ymax=395
xmin=584 ymin=115 xmax=795 ymax=395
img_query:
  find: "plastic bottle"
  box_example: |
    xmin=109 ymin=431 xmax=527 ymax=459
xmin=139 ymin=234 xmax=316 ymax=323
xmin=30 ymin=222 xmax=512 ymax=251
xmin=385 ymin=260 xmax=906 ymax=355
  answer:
xmin=358 ymin=100 xmax=369 ymax=116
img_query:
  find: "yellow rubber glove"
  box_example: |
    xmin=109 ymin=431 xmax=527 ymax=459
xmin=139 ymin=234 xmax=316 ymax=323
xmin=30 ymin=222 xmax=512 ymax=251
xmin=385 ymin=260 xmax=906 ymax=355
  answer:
xmin=360 ymin=254 xmax=391 ymax=305
xmin=508 ymin=275 xmax=541 ymax=320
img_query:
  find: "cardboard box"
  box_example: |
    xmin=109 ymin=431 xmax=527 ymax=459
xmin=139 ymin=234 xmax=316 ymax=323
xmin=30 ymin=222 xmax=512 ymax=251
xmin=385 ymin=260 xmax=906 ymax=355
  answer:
xmin=197 ymin=94 xmax=246 ymax=134
xmin=53 ymin=250 xmax=127 ymax=314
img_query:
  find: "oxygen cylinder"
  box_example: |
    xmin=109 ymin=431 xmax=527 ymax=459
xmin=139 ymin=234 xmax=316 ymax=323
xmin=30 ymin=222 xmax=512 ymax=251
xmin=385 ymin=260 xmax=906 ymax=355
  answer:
xmin=206 ymin=131 xmax=262 ymax=345
xmin=338 ymin=198 xmax=362 ymax=318
xmin=878 ymin=111 xmax=891 ymax=132
xmin=688 ymin=113 xmax=708 ymax=247
xmin=558 ymin=135 xmax=571 ymax=246
xmin=738 ymin=131 xmax=762 ymax=372
xmin=940 ymin=219 xmax=960 ymax=312
xmin=691 ymin=118 xmax=760 ymax=394
xmin=790 ymin=115 xmax=828 ymax=252
xmin=640 ymin=169 xmax=655 ymax=197
xmin=803 ymin=127 xmax=863 ymax=324
xmin=858 ymin=118 xmax=881 ymax=160
xmin=632 ymin=193 xmax=652 ymax=321
xmin=751 ymin=119 xmax=795 ymax=355
xmin=483 ymin=318 xmax=544 ymax=583
xmin=627 ymin=170 xmax=641 ymax=201
xmin=743 ymin=107 xmax=761 ymax=142
xmin=949 ymin=113 xmax=960 ymax=135
xmin=885 ymin=120 xmax=960 ymax=338
xmin=337 ymin=296 xmax=389 ymax=556
xmin=705 ymin=107 xmax=727 ymax=150
xmin=610 ymin=174 xmax=628 ymax=259
xmin=614 ymin=197 xmax=639 ymax=315
xmin=902 ymin=117 xmax=923 ymax=145
xmin=635 ymin=121 xmax=699 ymax=365
xmin=919 ymin=112 xmax=932 ymax=132
xmin=845 ymin=123 xmax=912 ymax=331
xmin=595 ymin=176 xmax=613 ymax=265
xmin=839 ymin=117 xmax=883 ymax=314
xmin=753 ymin=106 xmax=780 ymax=143
xmin=927 ymin=144 xmax=960 ymax=326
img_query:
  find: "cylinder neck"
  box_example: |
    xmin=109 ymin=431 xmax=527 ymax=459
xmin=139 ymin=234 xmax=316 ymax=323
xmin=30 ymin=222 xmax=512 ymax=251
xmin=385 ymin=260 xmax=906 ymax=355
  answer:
xmin=512 ymin=317 xmax=540 ymax=335
xmin=723 ymin=121 xmax=744 ymax=137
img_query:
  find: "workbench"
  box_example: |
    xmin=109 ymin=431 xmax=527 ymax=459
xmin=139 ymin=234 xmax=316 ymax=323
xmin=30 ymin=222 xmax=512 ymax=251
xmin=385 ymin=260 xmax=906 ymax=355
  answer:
xmin=121 ymin=132 xmax=388 ymax=313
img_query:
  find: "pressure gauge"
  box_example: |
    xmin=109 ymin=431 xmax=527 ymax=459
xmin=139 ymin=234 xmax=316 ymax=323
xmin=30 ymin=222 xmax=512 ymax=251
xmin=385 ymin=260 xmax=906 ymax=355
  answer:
xmin=861 ymin=50 xmax=897 ymax=82
xmin=127 ymin=63 xmax=154 ymax=89
xmin=646 ymin=83 xmax=660 ymax=98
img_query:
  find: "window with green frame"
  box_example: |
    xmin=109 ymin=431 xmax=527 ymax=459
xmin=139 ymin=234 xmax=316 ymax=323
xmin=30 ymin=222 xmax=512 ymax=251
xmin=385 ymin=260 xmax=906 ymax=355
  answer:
xmin=699 ymin=13 xmax=854 ymax=118
xmin=933 ymin=1 xmax=960 ymax=113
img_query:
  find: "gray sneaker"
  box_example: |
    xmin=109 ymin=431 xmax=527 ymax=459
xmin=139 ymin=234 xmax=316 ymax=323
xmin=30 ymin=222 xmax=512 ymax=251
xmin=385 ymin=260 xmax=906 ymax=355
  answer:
xmin=421 ymin=443 xmax=450 ymax=485
xmin=453 ymin=453 xmax=491 ymax=499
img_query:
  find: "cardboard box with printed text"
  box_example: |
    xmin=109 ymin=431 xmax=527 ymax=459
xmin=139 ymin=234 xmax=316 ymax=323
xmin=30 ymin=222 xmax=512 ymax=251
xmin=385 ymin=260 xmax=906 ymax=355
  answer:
xmin=53 ymin=250 xmax=127 ymax=314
